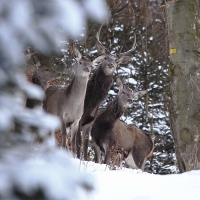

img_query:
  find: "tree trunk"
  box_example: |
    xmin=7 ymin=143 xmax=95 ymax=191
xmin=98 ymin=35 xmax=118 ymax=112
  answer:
xmin=166 ymin=0 xmax=200 ymax=172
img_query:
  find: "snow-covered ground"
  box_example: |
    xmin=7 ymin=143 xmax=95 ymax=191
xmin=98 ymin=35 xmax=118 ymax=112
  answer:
xmin=1 ymin=146 xmax=199 ymax=200
xmin=76 ymin=159 xmax=200 ymax=200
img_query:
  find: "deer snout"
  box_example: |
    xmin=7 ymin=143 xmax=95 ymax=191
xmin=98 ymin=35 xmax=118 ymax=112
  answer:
xmin=83 ymin=67 xmax=89 ymax=72
xmin=108 ymin=64 xmax=113 ymax=69
xmin=127 ymin=99 xmax=133 ymax=104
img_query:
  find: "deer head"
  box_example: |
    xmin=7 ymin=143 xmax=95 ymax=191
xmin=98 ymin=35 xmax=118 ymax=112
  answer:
xmin=116 ymin=78 xmax=147 ymax=108
xmin=73 ymin=45 xmax=117 ymax=78
xmin=93 ymin=25 xmax=136 ymax=75
xmin=32 ymin=69 xmax=60 ymax=90
xmin=73 ymin=46 xmax=92 ymax=77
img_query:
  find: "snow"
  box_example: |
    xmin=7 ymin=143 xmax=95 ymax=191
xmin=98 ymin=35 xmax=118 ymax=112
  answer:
xmin=114 ymin=26 xmax=123 ymax=31
xmin=128 ymin=77 xmax=137 ymax=84
xmin=76 ymin=160 xmax=200 ymax=200
xmin=121 ymin=116 xmax=133 ymax=124
xmin=83 ymin=0 xmax=108 ymax=22
xmin=1 ymin=0 xmax=199 ymax=199
xmin=0 ymin=146 xmax=95 ymax=200
xmin=120 ymin=67 xmax=132 ymax=74
xmin=0 ymin=0 xmax=108 ymax=65
xmin=2 ymin=149 xmax=200 ymax=200
xmin=108 ymin=90 xmax=117 ymax=95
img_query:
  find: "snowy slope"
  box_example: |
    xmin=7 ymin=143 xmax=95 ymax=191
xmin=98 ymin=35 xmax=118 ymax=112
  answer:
xmin=1 ymin=147 xmax=199 ymax=200
xmin=77 ymin=160 xmax=200 ymax=200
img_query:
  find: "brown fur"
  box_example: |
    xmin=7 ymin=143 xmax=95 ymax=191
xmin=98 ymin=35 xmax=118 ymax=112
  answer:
xmin=91 ymin=79 xmax=153 ymax=170
xmin=78 ymin=25 xmax=136 ymax=160
xmin=43 ymin=47 xmax=92 ymax=153
xmin=26 ymin=69 xmax=59 ymax=108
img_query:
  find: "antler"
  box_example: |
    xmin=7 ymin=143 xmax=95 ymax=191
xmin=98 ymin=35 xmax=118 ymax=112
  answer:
xmin=96 ymin=24 xmax=104 ymax=44
xmin=133 ymin=84 xmax=140 ymax=93
xmin=72 ymin=45 xmax=82 ymax=62
xmin=96 ymin=24 xmax=110 ymax=55
xmin=119 ymin=33 xmax=136 ymax=57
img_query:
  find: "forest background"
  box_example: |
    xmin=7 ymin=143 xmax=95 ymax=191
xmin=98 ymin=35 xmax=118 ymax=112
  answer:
xmin=2 ymin=0 xmax=200 ymax=199
xmin=44 ymin=0 xmax=173 ymax=174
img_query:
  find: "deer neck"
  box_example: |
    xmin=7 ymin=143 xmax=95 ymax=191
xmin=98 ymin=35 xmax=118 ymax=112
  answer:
xmin=97 ymin=97 xmax=125 ymax=129
xmin=66 ymin=75 xmax=89 ymax=101
xmin=88 ymin=66 xmax=113 ymax=94
xmin=83 ymin=67 xmax=113 ymax=113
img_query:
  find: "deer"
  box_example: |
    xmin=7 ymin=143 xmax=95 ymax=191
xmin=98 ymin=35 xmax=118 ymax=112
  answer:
xmin=26 ymin=69 xmax=59 ymax=108
xmin=77 ymin=25 xmax=137 ymax=160
xmin=91 ymin=78 xmax=153 ymax=170
xmin=43 ymin=46 xmax=101 ymax=153
xmin=25 ymin=47 xmax=59 ymax=108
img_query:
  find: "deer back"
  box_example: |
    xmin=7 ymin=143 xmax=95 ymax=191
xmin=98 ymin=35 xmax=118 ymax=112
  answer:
xmin=43 ymin=85 xmax=64 ymax=114
xmin=26 ymin=69 xmax=59 ymax=108
xmin=32 ymin=69 xmax=59 ymax=90
xmin=113 ymin=120 xmax=153 ymax=155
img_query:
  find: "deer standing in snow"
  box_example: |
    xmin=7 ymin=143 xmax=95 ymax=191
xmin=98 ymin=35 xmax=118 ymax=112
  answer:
xmin=91 ymin=78 xmax=153 ymax=170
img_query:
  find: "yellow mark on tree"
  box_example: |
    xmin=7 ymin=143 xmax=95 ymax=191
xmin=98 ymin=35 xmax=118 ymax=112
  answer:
xmin=170 ymin=48 xmax=177 ymax=55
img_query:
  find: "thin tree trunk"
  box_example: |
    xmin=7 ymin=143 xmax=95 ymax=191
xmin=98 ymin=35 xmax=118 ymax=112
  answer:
xmin=166 ymin=0 xmax=200 ymax=172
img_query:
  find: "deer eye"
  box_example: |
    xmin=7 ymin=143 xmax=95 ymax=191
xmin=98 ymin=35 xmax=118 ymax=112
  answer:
xmin=104 ymin=57 xmax=107 ymax=60
xmin=80 ymin=61 xmax=82 ymax=65
xmin=122 ymin=91 xmax=126 ymax=94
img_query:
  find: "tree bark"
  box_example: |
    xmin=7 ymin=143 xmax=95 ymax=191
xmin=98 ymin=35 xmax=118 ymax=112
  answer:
xmin=166 ymin=0 xmax=200 ymax=172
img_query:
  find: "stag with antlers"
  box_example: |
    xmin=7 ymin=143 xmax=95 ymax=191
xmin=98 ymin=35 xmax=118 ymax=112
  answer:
xmin=77 ymin=25 xmax=137 ymax=160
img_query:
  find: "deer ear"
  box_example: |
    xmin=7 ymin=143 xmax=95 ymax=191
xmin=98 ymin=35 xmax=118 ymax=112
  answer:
xmin=117 ymin=56 xmax=132 ymax=64
xmin=73 ymin=47 xmax=82 ymax=62
xmin=96 ymin=41 xmax=107 ymax=55
xmin=133 ymin=90 xmax=148 ymax=99
xmin=92 ymin=55 xmax=106 ymax=66
xmin=116 ymin=77 xmax=124 ymax=93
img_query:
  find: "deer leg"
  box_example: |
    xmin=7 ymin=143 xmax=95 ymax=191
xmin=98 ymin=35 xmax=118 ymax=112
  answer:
xmin=76 ymin=122 xmax=82 ymax=159
xmin=82 ymin=124 xmax=91 ymax=161
xmin=131 ymin=148 xmax=146 ymax=170
xmin=105 ymin=150 xmax=112 ymax=165
xmin=140 ymin=158 xmax=147 ymax=171
xmin=71 ymin=122 xmax=79 ymax=156
xmin=125 ymin=150 xmax=139 ymax=169
xmin=65 ymin=127 xmax=70 ymax=150
xmin=61 ymin=120 xmax=68 ymax=149
xmin=94 ymin=143 xmax=101 ymax=163
xmin=51 ymin=130 xmax=57 ymax=146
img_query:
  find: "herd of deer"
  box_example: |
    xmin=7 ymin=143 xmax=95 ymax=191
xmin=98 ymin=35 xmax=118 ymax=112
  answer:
xmin=26 ymin=26 xmax=154 ymax=171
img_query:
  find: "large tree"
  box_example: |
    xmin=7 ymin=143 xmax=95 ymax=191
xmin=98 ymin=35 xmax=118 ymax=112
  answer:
xmin=166 ymin=0 xmax=200 ymax=172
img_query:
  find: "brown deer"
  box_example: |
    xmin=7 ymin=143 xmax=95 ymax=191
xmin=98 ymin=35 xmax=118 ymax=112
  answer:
xmin=26 ymin=69 xmax=59 ymax=108
xmin=91 ymin=78 xmax=153 ymax=170
xmin=43 ymin=47 xmax=100 ymax=153
xmin=77 ymin=25 xmax=136 ymax=160
xmin=25 ymin=47 xmax=60 ymax=108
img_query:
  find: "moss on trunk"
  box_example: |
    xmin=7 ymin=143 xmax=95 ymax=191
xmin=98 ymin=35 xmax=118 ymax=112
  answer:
xmin=166 ymin=0 xmax=200 ymax=172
